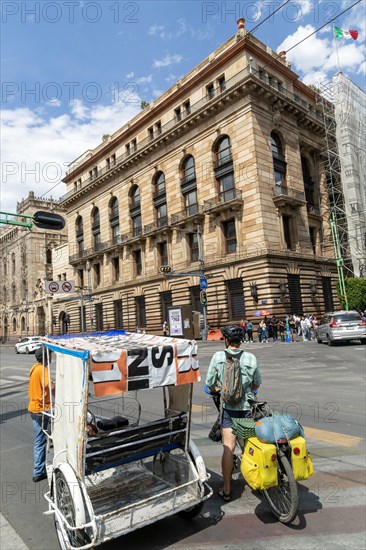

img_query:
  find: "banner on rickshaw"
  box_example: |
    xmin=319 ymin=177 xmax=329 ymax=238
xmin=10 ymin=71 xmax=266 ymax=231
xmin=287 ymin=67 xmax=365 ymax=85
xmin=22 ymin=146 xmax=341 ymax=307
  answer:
xmin=91 ymin=339 xmax=199 ymax=396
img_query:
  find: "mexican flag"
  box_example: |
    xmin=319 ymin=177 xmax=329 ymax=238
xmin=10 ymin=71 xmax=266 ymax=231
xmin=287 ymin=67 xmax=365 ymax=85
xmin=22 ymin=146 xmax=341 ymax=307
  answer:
xmin=334 ymin=26 xmax=358 ymax=40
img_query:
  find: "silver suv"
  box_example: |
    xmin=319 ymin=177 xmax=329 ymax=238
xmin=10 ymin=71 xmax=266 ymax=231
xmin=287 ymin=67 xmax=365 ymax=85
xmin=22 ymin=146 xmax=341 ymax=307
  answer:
xmin=316 ymin=310 xmax=366 ymax=346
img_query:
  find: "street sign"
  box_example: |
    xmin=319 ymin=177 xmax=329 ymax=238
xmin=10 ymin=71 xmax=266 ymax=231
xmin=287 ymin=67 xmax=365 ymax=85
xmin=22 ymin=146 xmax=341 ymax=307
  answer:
xmin=200 ymin=277 xmax=208 ymax=290
xmin=45 ymin=280 xmax=76 ymax=294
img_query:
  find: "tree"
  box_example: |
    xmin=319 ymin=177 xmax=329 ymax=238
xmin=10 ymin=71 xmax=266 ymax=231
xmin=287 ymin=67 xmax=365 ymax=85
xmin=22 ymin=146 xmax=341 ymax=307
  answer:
xmin=338 ymin=278 xmax=366 ymax=312
xmin=102 ymin=134 xmax=110 ymax=142
xmin=140 ymin=100 xmax=150 ymax=110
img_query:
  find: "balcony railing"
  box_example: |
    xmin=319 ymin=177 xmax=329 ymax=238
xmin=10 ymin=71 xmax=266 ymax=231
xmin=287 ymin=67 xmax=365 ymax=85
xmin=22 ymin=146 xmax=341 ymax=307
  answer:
xmin=203 ymin=188 xmax=243 ymax=214
xmin=170 ymin=204 xmax=204 ymax=225
xmin=273 ymin=185 xmax=305 ymax=200
xmin=272 ymin=185 xmax=306 ymax=207
xmin=144 ymin=217 xmax=170 ymax=235
xmin=62 ymin=65 xmax=324 ymax=203
xmin=307 ymin=204 xmax=321 ymax=216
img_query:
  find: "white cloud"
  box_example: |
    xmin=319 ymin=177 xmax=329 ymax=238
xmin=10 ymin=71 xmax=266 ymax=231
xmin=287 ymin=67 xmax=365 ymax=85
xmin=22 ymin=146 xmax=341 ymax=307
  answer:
xmin=165 ymin=74 xmax=177 ymax=83
xmin=148 ymin=24 xmax=165 ymax=36
xmin=323 ymin=42 xmax=366 ymax=71
xmin=277 ymin=24 xmax=331 ymax=72
xmin=152 ymin=54 xmax=183 ymax=69
xmin=148 ymin=19 xmax=186 ymax=40
xmin=136 ymin=75 xmax=153 ymax=84
xmin=152 ymin=89 xmax=164 ymax=98
xmin=357 ymin=61 xmax=366 ymax=75
xmin=48 ymin=98 xmax=62 ymax=108
xmin=1 ymin=99 xmax=141 ymax=213
xmin=302 ymin=69 xmax=328 ymax=86
xmin=126 ymin=72 xmax=134 ymax=79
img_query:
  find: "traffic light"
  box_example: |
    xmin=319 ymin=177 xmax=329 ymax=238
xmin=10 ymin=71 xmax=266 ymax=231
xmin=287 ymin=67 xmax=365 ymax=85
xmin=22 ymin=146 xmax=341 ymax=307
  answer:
xmin=200 ymin=290 xmax=207 ymax=305
xmin=160 ymin=265 xmax=172 ymax=274
xmin=33 ymin=211 xmax=65 ymax=230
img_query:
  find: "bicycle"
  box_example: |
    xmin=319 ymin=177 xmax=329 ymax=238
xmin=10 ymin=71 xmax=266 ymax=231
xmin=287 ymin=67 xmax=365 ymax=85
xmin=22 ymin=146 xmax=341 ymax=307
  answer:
xmin=232 ymin=398 xmax=299 ymax=524
xmin=207 ymin=390 xmax=312 ymax=524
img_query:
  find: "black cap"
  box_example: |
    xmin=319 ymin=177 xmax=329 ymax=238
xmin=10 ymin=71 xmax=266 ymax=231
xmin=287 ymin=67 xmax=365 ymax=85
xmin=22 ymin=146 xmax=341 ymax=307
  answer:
xmin=35 ymin=347 xmax=44 ymax=362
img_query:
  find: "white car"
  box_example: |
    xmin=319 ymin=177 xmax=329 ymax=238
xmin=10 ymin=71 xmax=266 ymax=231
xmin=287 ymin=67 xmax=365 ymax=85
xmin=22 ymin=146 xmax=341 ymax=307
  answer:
xmin=15 ymin=337 xmax=42 ymax=354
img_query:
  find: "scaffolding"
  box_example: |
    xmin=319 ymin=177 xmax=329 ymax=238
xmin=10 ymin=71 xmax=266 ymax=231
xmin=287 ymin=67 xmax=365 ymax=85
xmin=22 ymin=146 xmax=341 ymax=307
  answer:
xmin=317 ymin=73 xmax=366 ymax=292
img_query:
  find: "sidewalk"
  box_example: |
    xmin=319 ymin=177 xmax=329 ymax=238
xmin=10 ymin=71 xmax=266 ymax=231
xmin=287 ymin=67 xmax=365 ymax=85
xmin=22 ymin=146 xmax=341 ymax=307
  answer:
xmin=0 ymin=513 xmax=29 ymax=550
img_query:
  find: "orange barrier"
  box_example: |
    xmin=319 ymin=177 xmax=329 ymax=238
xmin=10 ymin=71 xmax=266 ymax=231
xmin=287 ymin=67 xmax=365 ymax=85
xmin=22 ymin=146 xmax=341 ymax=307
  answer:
xmin=207 ymin=329 xmax=224 ymax=341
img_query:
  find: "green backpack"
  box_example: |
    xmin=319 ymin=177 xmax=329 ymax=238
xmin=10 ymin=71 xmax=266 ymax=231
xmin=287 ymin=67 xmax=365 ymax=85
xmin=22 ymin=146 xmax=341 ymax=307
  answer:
xmin=222 ymin=350 xmax=244 ymax=405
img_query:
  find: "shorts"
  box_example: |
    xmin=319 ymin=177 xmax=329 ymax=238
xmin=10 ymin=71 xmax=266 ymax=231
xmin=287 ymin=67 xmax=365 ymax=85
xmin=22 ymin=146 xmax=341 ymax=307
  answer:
xmin=221 ymin=408 xmax=252 ymax=429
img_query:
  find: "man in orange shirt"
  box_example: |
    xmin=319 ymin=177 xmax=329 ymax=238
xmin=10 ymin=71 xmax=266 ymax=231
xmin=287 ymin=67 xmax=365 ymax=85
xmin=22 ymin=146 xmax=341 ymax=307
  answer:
xmin=28 ymin=347 xmax=54 ymax=482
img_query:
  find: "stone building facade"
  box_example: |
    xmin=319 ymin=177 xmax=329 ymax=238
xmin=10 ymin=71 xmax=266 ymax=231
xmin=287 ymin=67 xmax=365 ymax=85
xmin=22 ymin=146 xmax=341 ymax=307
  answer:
xmin=0 ymin=192 xmax=67 ymax=341
xmin=54 ymin=21 xmax=339 ymax=335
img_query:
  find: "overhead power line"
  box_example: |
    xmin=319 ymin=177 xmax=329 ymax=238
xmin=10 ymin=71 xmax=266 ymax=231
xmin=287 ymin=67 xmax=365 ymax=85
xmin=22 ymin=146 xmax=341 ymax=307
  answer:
xmin=285 ymin=0 xmax=362 ymax=54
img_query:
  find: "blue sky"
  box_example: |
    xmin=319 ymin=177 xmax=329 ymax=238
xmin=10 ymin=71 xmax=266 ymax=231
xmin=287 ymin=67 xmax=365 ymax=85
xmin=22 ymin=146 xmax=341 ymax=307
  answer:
xmin=1 ymin=0 xmax=365 ymax=213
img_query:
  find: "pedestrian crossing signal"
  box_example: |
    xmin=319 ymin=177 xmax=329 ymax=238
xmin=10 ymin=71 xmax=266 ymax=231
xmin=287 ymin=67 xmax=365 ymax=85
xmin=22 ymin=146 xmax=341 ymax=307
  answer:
xmin=200 ymin=290 xmax=207 ymax=305
xmin=160 ymin=265 xmax=172 ymax=274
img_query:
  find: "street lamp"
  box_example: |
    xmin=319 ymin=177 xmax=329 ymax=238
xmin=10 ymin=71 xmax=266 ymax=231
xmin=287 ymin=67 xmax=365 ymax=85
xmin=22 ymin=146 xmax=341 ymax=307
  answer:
xmin=279 ymin=280 xmax=287 ymax=297
xmin=249 ymin=281 xmax=258 ymax=302
xmin=310 ymin=282 xmax=317 ymax=297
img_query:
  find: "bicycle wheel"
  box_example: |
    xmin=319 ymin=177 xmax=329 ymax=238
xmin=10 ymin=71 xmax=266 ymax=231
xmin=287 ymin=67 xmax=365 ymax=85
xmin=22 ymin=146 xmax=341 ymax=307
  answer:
xmin=54 ymin=470 xmax=90 ymax=549
xmin=262 ymin=454 xmax=298 ymax=524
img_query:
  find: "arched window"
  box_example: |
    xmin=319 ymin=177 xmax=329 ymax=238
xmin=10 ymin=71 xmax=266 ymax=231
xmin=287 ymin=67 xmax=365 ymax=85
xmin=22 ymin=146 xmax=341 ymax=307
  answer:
xmin=271 ymin=132 xmax=286 ymax=186
xmin=215 ymin=136 xmax=232 ymax=166
xmin=153 ymin=172 xmax=166 ymax=197
xmin=46 ymin=249 xmax=52 ymax=264
xmin=13 ymin=318 xmax=16 ymax=332
xmin=11 ymin=253 xmax=15 ymax=275
xmin=91 ymin=207 xmax=101 ymax=248
xmin=129 ymin=185 xmax=142 ymax=236
xmin=153 ymin=172 xmax=168 ymax=227
xmin=130 ymin=185 xmax=140 ymax=208
xmin=12 ymin=283 xmax=16 ymax=304
xmin=213 ymin=136 xmax=235 ymax=201
xmin=76 ymin=215 xmax=84 ymax=255
xmin=109 ymin=197 xmax=120 ymax=243
xmin=21 ymin=317 xmax=26 ymax=331
xmin=181 ymin=156 xmax=198 ymax=216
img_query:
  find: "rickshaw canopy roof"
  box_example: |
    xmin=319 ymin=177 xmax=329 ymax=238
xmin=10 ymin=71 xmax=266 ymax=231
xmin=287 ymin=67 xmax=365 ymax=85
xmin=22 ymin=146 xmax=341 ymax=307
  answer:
xmin=41 ymin=331 xmax=200 ymax=396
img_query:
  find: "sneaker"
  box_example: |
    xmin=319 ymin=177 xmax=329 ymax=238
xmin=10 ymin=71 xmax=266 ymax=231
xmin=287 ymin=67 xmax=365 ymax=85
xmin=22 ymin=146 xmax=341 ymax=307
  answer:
xmin=33 ymin=473 xmax=47 ymax=482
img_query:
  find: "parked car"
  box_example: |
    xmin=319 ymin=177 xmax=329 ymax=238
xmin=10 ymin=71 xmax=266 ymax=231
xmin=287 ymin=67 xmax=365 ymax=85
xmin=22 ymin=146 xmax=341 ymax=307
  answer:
xmin=316 ymin=311 xmax=366 ymax=346
xmin=15 ymin=337 xmax=42 ymax=354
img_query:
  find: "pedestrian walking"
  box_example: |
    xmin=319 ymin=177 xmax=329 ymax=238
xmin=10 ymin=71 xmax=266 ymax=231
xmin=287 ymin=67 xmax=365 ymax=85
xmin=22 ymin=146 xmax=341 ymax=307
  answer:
xmin=259 ymin=320 xmax=268 ymax=342
xmin=28 ymin=347 xmax=54 ymax=482
xmin=246 ymin=321 xmax=254 ymax=342
xmin=162 ymin=321 xmax=169 ymax=336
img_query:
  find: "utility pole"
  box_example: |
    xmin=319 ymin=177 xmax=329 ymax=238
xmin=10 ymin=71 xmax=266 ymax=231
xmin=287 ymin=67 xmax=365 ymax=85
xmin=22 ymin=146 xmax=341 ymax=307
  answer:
xmin=86 ymin=262 xmax=93 ymax=331
xmin=197 ymin=224 xmax=208 ymax=342
xmin=331 ymin=211 xmax=348 ymax=310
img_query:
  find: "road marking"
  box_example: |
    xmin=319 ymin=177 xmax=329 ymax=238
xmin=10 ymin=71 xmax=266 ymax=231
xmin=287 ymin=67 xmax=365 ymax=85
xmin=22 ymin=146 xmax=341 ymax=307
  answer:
xmin=192 ymin=409 xmax=363 ymax=447
xmin=303 ymin=426 xmax=363 ymax=447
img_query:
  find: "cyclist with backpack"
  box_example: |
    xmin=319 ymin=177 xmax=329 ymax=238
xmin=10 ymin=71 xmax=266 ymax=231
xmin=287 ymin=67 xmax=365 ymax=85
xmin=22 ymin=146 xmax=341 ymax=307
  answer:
xmin=206 ymin=325 xmax=262 ymax=502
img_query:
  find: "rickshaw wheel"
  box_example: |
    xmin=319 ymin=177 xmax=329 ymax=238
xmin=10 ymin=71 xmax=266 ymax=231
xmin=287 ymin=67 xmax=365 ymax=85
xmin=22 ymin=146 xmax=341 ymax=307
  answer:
xmin=178 ymin=501 xmax=204 ymax=518
xmin=54 ymin=470 xmax=90 ymax=549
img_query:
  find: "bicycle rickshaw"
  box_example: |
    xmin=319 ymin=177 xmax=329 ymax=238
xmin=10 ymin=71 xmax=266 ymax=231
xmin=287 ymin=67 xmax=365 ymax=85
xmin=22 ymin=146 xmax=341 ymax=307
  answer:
xmin=40 ymin=331 xmax=212 ymax=549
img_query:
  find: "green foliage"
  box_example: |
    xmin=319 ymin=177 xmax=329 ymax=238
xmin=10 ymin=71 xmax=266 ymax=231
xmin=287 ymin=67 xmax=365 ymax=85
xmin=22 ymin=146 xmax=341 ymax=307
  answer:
xmin=338 ymin=278 xmax=366 ymax=311
xmin=140 ymin=100 xmax=150 ymax=109
xmin=102 ymin=134 xmax=110 ymax=142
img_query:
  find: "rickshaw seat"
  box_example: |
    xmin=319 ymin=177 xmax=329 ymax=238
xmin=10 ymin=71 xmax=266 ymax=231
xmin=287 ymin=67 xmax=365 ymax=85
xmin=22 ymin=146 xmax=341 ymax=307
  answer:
xmin=85 ymin=413 xmax=187 ymax=474
xmin=95 ymin=416 xmax=129 ymax=432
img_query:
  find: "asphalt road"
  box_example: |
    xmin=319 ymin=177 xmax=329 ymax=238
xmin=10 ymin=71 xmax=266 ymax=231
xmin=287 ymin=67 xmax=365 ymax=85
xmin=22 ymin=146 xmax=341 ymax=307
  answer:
xmin=1 ymin=338 xmax=365 ymax=550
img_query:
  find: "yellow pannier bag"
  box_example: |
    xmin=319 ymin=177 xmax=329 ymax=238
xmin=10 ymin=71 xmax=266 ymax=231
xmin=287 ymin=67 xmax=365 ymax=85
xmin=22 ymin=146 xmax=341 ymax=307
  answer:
xmin=289 ymin=436 xmax=314 ymax=481
xmin=241 ymin=437 xmax=278 ymax=491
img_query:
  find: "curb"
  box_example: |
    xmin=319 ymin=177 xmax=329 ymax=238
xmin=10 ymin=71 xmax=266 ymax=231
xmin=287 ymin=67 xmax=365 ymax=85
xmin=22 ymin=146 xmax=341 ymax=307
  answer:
xmin=0 ymin=513 xmax=29 ymax=550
